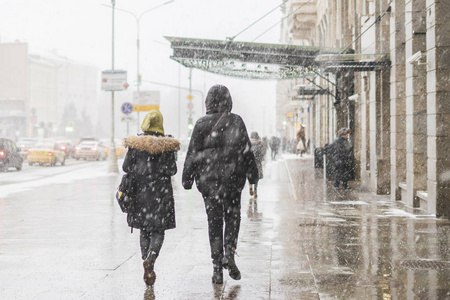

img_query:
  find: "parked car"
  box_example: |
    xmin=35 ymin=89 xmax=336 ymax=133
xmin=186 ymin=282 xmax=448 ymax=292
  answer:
xmin=27 ymin=143 xmax=66 ymax=166
xmin=16 ymin=138 xmax=38 ymax=159
xmin=74 ymin=141 xmax=107 ymax=161
xmin=0 ymin=138 xmax=23 ymax=171
xmin=56 ymin=140 xmax=75 ymax=158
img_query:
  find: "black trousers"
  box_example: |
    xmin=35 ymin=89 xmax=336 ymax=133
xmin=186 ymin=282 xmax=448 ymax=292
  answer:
xmin=139 ymin=229 xmax=165 ymax=260
xmin=200 ymin=182 xmax=242 ymax=264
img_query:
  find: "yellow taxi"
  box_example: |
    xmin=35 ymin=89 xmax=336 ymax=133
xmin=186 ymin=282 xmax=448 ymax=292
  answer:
xmin=105 ymin=139 xmax=127 ymax=158
xmin=27 ymin=143 xmax=66 ymax=166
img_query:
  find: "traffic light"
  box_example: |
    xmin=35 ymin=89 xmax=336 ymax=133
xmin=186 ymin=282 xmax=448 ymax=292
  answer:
xmin=187 ymin=117 xmax=194 ymax=130
xmin=133 ymin=74 xmax=142 ymax=86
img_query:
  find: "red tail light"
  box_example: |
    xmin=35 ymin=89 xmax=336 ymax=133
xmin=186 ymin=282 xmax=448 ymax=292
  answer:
xmin=48 ymin=152 xmax=54 ymax=156
xmin=0 ymin=150 xmax=5 ymax=159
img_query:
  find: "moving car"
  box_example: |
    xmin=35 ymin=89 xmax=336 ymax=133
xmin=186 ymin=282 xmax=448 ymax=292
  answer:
xmin=16 ymin=138 xmax=38 ymax=159
xmin=0 ymin=138 xmax=23 ymax=171
xmin=56 ymin=140 xmax=75 ymax=158
xmin=77 ymin=137 xmax=99 ymax=145
xmin=27 ymin=143 xmax=66 ymax=166
xmin=74 ymin=141 xmax=107 ymax=161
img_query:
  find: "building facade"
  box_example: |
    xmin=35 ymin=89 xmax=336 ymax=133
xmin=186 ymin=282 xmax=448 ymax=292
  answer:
xmin=278 ymin=0 xmax=450 ymax=218
xmin=0 ymin=43 xmax=100 ymax=141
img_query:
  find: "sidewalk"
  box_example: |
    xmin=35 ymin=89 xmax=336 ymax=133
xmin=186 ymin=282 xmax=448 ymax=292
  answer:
xmin=283 ymin=153 xmax=450 ymax=299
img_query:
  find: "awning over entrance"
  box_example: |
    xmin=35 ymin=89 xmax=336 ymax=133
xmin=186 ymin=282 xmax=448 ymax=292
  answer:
xmin=165 ymin=36 xmax=390 ymax=80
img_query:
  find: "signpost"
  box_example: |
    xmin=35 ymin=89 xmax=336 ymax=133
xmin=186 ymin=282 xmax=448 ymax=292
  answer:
xmin=133 ymin=90 xmax=161 ymax=131
xmin=101 ymin=70 xmax=128 ymax=91
xmin=121 ymin=102 xmax=134 ymax=115
xmin=133 ymin=90 xmax=160 ymax=105
xmin=121 ymin=102 xmax=134 ymax=135
xmin=133 ymin=105 xmax=159 ymax=111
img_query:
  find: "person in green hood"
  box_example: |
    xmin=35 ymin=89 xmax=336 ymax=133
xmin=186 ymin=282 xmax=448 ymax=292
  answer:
xmin=122 ymin=110 xmax=180 ymax=286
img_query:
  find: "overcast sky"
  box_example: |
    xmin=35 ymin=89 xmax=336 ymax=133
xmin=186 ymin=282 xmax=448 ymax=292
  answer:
xmin=0 ymin=0 xmax=283 ymax=138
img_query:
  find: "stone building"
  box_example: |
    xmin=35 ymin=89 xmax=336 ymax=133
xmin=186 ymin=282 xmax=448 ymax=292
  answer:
xmin=278 ymin=0 xmax=449 ymax=218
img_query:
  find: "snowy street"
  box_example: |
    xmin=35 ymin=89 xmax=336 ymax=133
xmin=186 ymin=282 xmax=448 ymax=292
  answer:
xmin=0 ymin=156 xmax=449 ymax=299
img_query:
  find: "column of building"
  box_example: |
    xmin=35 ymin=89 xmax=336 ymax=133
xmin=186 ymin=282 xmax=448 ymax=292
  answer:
xmin=404 ymin=0 xmax=428 ymax=207
xmin=368 ymin=0 xmax=386 ymax=192
xmin=426 ymin=0 xmax=450 ymax=217
xmin=389 ymin=0 xmax=407 ymax=201
xmin=375 ymin=0 xmax=392 ymax=194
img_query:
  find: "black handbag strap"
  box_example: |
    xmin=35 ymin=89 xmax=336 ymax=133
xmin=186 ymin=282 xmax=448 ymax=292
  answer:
xmin=207 ymin=112 xmax=227 ymax=139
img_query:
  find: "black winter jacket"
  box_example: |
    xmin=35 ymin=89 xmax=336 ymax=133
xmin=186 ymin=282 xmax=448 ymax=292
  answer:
xmin=122 ymin=134 xmax=180 ymax=231
xmin=182 ymin=85 xmax=259 ymax=192
xmin=250 ymin=138 xmax=264 ymax=179
xmin=328 ymin=136 xmax=353 ymax=182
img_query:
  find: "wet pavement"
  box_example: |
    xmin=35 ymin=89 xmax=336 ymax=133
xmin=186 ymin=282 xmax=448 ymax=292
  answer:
xmin=0 ymin=154 xmax=449 ymax=299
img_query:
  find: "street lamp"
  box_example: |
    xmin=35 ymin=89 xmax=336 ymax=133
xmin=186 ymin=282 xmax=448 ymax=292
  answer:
xmin=108 ymin=0 xmax=118 ymax=173
xmin=102 ymin=1 xmax=175 ymax=92
xmin=102 ymin=1 xmax=175 ymax=135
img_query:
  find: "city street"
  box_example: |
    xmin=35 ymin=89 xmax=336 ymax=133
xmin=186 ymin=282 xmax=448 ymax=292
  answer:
xmin=0 ymin=155 xmax=449 ymax=299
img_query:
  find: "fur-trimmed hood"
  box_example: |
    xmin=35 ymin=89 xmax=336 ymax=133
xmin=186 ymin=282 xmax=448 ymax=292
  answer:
xmin=124 ymin=135 xmax=180 ymax=154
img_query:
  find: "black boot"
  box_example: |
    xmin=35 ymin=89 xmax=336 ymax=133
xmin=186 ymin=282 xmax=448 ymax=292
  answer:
xmin=143 ymin=251 xmax=157 ymax=286
xmin=211 ymin=260 xmax=223 ymax=284
xmin=223 ymin=248 xmax=241 ymax=280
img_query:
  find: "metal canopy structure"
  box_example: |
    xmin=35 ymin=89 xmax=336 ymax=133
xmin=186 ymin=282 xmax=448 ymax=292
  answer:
xmin=165 ymin=36 xmax=390 ymax=80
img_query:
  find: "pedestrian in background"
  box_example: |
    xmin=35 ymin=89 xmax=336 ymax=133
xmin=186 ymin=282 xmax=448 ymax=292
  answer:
xmin=329 ymin=127 xmax=353 ymax=189
xmin=122 ymin=110 xmax=180 ymax=286
xmin=269 ymin=136 xmax=280 ymax=160
xmin=249 ymin=131 xmax=264 ymax=199
xmin=296 ymin=125 xmax=307 ymax=157
xmin=261 ymin=137 xmax=269 ymax=161
xmin=182 ymin=85 xmax=259 ymax=284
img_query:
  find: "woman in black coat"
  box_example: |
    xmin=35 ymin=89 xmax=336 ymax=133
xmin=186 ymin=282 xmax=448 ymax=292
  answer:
xmin=249 ymin=131 xmax=264 ymax=198
xmin=122 ymin=110 xmax=180 ymax=286
xmin=182 ymin=84 xmax=259 ymax=284
xmin=329 ymin=127 xmax=353 ymax=189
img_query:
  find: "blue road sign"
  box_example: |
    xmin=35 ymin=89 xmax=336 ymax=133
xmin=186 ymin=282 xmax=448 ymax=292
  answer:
xmin=121 ymin=102 xmax=133 ymax=115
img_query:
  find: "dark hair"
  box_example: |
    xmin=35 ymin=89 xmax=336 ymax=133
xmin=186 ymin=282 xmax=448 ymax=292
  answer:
xmin=338 ymin=128 xmax=350 ymax=136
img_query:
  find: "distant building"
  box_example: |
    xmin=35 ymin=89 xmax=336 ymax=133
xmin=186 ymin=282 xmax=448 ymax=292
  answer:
xmin=0 ymin=43 xmax=100 ymax=140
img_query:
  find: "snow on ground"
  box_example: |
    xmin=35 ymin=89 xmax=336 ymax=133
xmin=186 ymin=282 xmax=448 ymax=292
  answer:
xmin=0 ymin=163 xmax=116 ymax=198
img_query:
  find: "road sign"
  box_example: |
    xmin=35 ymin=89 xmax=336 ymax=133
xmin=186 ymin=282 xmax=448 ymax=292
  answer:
xmin=121 ymin=102 xmax=133 ymax=115
xmin=133 ymin=105 xmax=160 ymax=112
xmin=121 ymin=115 xmax=134 ymax=122
xmin=101 ymin=70 xmax=128 ymax=91
xmin=133 ymin=91 xmax=160 ymax=105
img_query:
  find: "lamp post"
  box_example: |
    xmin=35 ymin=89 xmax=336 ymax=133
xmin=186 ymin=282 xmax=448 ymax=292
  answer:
xmin=102 ymin=0 xmax=175 ymax=132
xmin=110 ymin=1 xmax=175 ymax=90
xmin=108 ymin=0 xmax=118 ymax=173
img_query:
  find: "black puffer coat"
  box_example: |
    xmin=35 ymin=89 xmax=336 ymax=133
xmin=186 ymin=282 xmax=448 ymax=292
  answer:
xmin=250 ymin=138 xmax=264 ymax=179
xmin=328 ymin=136 xmax=353 ymax=182
xmin=182 ymin=85 xmax=259 ymax=193
xmin=122 ymin=134 xmax=180 ymax=231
